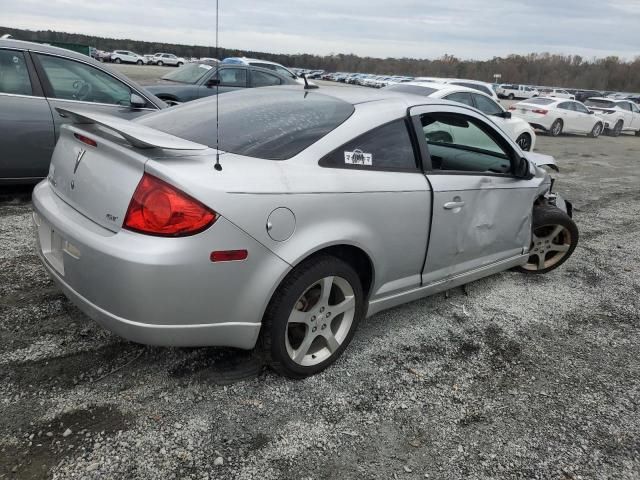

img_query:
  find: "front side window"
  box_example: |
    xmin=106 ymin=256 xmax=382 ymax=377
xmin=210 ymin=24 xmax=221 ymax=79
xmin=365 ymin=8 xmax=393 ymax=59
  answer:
xmin=444 ymin=91 xmax=474 ymax=107
xmin=631 ymin=103 xmax=640 ymax=114
xmin=37 ymin=54 xmax=133 ymax=106
xmin=320 ymin=119 xmax=417 ymax=171
xmin=217 ymin=68 xmax=247 ymax=87
xmin=421 ymin=112 xmax=512 ymax=174
xmin=573 ymin=102 xmax=590 ymax=114
xmin=617 ymin=102 xmax=632 ymax=111
xmin=472 ymin=93 xmax=502 ymax=116
xmin=0 ymin=49 xmax=32 ymax=95
xmin=252 ymin=70 xmax=282 ymax=87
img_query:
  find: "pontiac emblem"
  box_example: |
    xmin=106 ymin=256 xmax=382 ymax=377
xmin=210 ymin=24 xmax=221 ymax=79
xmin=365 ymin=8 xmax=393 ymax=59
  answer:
xmin=73 ymin=149 xmax=86 ymax=174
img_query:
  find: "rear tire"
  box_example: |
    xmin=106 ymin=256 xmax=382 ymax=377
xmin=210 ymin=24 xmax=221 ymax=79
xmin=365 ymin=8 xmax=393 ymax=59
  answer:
xmin=588 ymin=122 xmax=603 ymax=138
xmin=260 ymin=255 xmax=365 ymax=378
xmin=114 ymin=58 xmax=121 ymax=64
xmin=157 ymin=61 xmax=164 ymax=66
xmin=550 ymin=119 xmax=563 ymax=137
xmin=177 ymin=62 xmax=184 ymax=67
xmin=515 ymin=206 xmax=578 ymax=274
xmin=136 ymin=60 xmax=143 ymax=65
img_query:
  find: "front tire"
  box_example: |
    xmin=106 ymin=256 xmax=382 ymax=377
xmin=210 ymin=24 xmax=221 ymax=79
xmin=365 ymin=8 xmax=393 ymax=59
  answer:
xmin=508 ymin=93 xmax=515 ymax=100
xmin=260 ymin=255 xmax=365 ymax=378
xmin=515 ymin=206 xmax=578 ymax=274
xmin=177 ymin=62 xmax=184 ymax=67
xmin=157 ymin=61 xmax=164 ymax=66
xmin=114 ymin=58 xmax=121 ymax=64
xmin=550 ymin=119 xmax=563 ymax=137
xmin=516 ymin=133 xmax=532 ymax=151
xmin=136 ymin=60 xmax=143 ymax=65
xmin=610 ymin=120 xmax=623 ymax=137
xmin=589 ymin=122 xmax=603 ymax=138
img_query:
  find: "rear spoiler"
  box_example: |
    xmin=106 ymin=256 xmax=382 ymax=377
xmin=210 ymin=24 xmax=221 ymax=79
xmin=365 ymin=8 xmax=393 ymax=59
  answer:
xmin=56 ymin=107 xmax=208 ymax=150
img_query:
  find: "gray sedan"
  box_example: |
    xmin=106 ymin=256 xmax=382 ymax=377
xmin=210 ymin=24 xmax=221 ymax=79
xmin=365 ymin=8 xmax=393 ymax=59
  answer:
xmin=0 ymin=39 xmax=166 ymax=184
xmin=143 ymin=63 xmax=299 ymax=104
xmin=32 ymin=87 xmax=578 ymax=378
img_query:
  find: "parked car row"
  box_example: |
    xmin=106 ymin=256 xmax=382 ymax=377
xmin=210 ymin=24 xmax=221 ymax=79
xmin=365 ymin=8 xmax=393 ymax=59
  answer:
xmin=508 ymin=97 xmax=640 ymax=138
xmin=94 ymin=49 xmax=187 ymax=66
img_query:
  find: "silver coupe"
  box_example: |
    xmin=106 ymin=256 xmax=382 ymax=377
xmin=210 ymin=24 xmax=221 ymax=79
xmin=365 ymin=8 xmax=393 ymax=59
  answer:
xmin=33 ymin=86 xmax=578 ymax=378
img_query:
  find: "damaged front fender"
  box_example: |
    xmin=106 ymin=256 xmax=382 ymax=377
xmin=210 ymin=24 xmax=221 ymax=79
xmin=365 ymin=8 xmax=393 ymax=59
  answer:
xmin=523 ymin=151 xmax=559 ymax=172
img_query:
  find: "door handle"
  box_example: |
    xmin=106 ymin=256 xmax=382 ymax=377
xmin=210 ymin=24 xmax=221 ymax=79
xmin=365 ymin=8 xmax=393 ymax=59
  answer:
xmin=444 ymin=201 xmax=465 ymax=210
xmin=58 ymin=111 xmax=67 ymax=118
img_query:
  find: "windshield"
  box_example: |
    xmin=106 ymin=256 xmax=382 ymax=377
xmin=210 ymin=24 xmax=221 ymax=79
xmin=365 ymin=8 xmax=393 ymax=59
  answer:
xmin=384 ymin=84 xmax=437 ymax=96
xmin=161 ymin=63 xmax=214 ymax=84
xmin=585 ymin=99 xmax=615 ymax=109
xmin=139 ymin=88 xmax=355 ymax=160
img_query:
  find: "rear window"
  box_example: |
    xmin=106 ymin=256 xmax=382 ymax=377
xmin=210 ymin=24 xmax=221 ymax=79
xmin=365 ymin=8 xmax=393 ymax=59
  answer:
xmin=384 ymin=84 xmax=437 ymax=96
xmin=522 ymin=98 xmax=555 ymax=105
xmin=138 ymin=88 xmax=355 ymax=160
xmin=585 ymin=99 xmax=615 ymax=109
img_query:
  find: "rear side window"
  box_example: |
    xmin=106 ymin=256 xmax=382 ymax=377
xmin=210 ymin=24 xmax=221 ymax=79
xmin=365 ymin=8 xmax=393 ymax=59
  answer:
xmin=0 ymin=49 xmax=32 ymax=95
xmin=139 ymin=88 xmax=355 ymax=160
xmin=319 ymin=119 xmax=417 ymax=171
xmin=217 ymin=68 xmax=247 ymax=87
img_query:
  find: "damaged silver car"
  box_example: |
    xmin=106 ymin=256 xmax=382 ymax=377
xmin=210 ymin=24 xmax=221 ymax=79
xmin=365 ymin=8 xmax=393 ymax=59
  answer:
xmin=32 ymin=86 xmax=578 ymax=378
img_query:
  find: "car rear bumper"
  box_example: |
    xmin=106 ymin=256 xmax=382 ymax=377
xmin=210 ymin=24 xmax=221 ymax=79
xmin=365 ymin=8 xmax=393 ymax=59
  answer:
xmin=32 ymin=180 xmax=291 ymax=348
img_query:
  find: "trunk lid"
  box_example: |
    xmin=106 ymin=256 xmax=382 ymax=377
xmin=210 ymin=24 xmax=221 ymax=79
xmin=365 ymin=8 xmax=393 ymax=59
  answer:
xmin=47 ymin=108 xmax=208 ymax=232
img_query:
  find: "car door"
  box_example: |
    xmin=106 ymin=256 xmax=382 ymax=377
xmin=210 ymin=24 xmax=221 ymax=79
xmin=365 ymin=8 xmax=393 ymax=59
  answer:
xmin=571 ymin=101 xmax=595 ymax=132
xmin=32 ymin=52 xmax=158 ymax=139
xmin=0 ymin=48 xmax=55 ymax=181
xmin=618 ymin=102 xmax=634 ymax=130
xmin=410 ymin=105 xmax=539 ymax=284
xmin=197 ymin=67 xmax=248 ymax=98
xmin=630 ymin=102 xmax=640 ymax=129
xmin=555 ymin=102 xmax=578 ymax=133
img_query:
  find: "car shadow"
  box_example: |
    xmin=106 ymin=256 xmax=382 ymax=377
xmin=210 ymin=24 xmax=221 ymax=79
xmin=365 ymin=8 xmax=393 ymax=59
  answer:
xmin=0 ymin=184 xmax=35 ymax=204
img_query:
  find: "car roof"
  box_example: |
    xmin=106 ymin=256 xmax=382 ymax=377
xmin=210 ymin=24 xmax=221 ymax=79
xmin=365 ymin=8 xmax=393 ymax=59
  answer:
xmin=275 ymin=85 xmax=454 ymax=111
xmin=399 ymin=81 xmax=477 ymax=93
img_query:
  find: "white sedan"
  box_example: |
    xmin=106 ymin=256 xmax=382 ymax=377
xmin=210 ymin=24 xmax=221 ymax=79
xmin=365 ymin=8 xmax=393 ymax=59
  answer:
xmin=509 ymin=98 xmax=605 ymax=138
xmin=384 ymin=82 xmax=537 ymax=151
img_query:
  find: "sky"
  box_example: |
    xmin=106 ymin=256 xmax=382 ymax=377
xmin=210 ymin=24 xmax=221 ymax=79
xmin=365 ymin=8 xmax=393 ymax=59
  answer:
xmin=1 ymin=0 xmax=639 ymax=60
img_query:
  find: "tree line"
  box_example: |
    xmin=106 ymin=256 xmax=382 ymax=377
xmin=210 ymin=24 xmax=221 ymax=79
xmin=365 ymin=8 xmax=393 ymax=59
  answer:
xmin=3 ymin=26 xmax=639 ymax=92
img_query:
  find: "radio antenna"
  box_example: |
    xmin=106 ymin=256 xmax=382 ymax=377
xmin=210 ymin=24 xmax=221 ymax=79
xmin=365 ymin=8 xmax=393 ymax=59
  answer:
xmin=214 ymin=0 xmax=222 ymax=171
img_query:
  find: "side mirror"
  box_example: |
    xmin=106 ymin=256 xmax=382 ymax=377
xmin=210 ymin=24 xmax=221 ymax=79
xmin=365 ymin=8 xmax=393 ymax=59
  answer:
xmin=130 ymin=93 xmax=146 ymax=109
xmin=515 ymin=157 xmax=534 ymax=179
xmin=206 ymin=78 xmax=220 ymax=88
xmin=501 ymin=111 xmax=512 ymax=119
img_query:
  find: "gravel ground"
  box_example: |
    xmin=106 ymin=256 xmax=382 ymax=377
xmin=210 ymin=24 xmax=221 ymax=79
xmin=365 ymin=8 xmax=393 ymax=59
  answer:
xmin=1 ymin=81 xmax=640 ymax=479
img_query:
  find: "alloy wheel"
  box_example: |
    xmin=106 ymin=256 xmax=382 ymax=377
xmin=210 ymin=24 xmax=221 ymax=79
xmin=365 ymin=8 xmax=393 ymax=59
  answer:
xmin=516 ymin=134 xmax=532 ymax=151
xmin=522 ymin=224 xmax=572 ymax=271
xmin=285 ymin=276 xmax=356 ymax=366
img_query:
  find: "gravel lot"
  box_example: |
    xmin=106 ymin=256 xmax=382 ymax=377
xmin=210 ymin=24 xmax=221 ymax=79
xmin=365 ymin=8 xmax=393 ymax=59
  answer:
xmin=1 ymin=70 xmax=639 ymax=479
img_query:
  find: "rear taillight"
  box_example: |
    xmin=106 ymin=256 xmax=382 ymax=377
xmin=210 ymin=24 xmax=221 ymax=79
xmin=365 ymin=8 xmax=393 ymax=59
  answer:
xmin=532 ymin=109 xmax=548 ymax=115
xmin=123 ymin=173 xmax=217 ymax=237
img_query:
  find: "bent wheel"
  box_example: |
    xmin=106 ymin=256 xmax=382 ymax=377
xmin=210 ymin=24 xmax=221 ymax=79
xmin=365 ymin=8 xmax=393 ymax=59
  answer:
xmin=261 ymin=255 xmax=364 ymax=378
xmin=515 ymin=206 xmax=578 ymax=274
xmin=611 ymin=120 xmax=623 ymax=137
